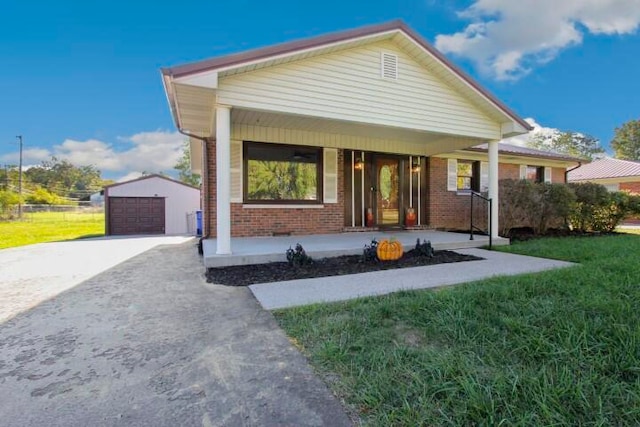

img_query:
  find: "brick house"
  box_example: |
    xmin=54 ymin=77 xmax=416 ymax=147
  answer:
xmin=568 ymin=157 xmax=640 ymax=194
xmin=160 ymin=20 xmax=577 ymax=254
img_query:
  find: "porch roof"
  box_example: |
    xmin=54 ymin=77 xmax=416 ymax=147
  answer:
xmin=161 ymin=20 xmax=532 ymax=142
xmin=466 ymin=143 xmax=584 ymax=164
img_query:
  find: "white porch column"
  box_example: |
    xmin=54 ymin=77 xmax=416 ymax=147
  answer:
xmin=216 ymin=105 xmax=232 ymax=255
xmin=488 ymin=140 xmax=499 ymax=239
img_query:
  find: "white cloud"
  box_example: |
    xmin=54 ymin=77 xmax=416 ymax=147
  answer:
xmin=116 ymin=171 xmax=144 ymax=183
xmin=435 ymin=0 xmax=640 ymax=80
xmin=503 ymin=118 xmax=560 ymax=146
xmin=0 ymin=148 xmax=50 ymax=165
xmin=0 ymin=130 xmax=185 ymax=177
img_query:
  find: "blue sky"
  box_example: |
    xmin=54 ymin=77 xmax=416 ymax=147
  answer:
xmin=1 ymin=0 xmax=639 ymax=180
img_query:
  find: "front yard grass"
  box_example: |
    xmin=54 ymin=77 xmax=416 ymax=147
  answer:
xmin=0 ymin=211 xmax=104 ymax=249
xmin=275 ymin=234 xmax=640 ymax=426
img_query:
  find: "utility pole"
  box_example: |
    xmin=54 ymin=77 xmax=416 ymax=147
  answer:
xmin=16 ymin=135 xmax=23 ymax=218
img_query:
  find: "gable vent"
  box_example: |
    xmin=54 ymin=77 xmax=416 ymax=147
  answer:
xmin=381 ymin=53 xmax=398 ymax=79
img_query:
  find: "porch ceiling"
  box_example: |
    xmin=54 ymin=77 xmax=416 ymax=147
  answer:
xmin=231 ymin=109 xmax=486 ymax=155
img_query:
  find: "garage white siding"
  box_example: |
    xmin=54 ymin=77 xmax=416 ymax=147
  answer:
xmin=218 ymin=40 xmax=501 ymax=140
xmin=107 ymin=176 xmax=200 ymax=235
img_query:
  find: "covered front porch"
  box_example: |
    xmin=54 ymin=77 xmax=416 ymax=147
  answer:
xmin=202 ymin=229 xmax=508 ymax=268
xmin=161 ymin=21 xmax=532 ymax=256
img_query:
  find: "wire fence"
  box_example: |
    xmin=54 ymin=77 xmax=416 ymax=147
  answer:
xmin=1 ymin=204 xmax=104 ymax=222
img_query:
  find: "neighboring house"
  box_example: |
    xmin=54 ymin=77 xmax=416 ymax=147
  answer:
xmin=104 ymin=174 xmax=200 ymax=235
xmin=567 ymin=157 xmax=640 ymax=194
xmin=161 ymin=20 xmax=576 ymax=254
xmin=89 ymin=190 xmax=104 ymax=207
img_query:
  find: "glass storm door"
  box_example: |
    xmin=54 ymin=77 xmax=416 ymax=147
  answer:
xmin=376 ymin=157 xmax=400 ymax=225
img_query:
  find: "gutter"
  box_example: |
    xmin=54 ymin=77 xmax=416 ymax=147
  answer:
xmin=162 ymin=71 xmax=212 ymax=240
xmin=177 ymin=128 xmax=211 ymax=241
xmin=565 ymin=162 xmax=583 ymax=183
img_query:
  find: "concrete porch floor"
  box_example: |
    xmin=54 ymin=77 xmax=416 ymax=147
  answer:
xmin=203 ymin=230 xmax=508 ymax=268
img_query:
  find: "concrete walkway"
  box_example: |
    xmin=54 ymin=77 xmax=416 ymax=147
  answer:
xmin=250 ymin=248 xmax=575 ymax=310
xmin=0 ymin=241 xmax=351 ymax=426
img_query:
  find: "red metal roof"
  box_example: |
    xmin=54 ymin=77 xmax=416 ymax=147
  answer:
xmin=466 ymin=143 xmax=582 ymax=163
xmin=568 ymin=158 xmax=640 ymax=181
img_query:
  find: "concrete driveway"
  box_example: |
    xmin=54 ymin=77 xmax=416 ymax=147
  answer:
xmin=0 ymin=235 xmax=193 ymax=323
xmin=0 ymin=239 xmax=351 ymax=426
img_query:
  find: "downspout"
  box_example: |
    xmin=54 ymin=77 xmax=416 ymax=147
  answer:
xmin=178 ymin=129 xmax=211 ymax=239
xmin=161 ymin=72 xmax=213 ymax=240
xmin=565 ymin=161 xmax=582 ymax=183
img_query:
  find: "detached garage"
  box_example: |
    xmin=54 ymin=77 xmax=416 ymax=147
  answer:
xmin=105 ymin=174 xmax=200 ymax=235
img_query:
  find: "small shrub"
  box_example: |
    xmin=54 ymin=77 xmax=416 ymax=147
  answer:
xmin=567 ymin=183 xmax=639 ymax=232
xmin=415 ymin=239 xmax=434 ymax=258
xmin=568 ymin=182 xmax=611 ymax=232
xmin=286 ymin=243 xmax=313 ymax=267
xmin=0 ymin=190 xmax=20 ymax=219
xmin=499 ymin=179 xmax=575 ymax=235
xmin=362 ymin=238 xmax=379 ymax=263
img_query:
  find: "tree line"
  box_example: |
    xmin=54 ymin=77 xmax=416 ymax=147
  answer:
xmin=527 ymin=118 xmax=640 ymax=161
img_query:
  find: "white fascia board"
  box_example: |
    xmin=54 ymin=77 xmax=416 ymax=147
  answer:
xmin=175 ymin=30 xmax=399 ymax=81
xmin=174 ymin=71 xmax=219 ymax=89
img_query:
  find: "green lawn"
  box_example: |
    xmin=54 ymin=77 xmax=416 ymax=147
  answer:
xmin=0 ymin=211 xmax=104 ymax=249
xmin=275 ymin=234 xmax=640 ymax=426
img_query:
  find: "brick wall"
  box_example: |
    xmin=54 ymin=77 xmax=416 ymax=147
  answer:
xmin=427 ymin=158 xmax=569 ymax=230
xmin=620 ymin=181 xmax=640 ymax=194
xmin=552 ymin=167 xmax=566 ymax=183
xmin=427 ymin=157 xmax=472 ymax=229
xmin=205 ymin=140 xmax=344 ymax=237
xmin=501 ymin=163 xmax=520 ymax=180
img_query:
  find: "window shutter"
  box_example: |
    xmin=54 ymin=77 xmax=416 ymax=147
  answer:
xmin=323 ymin=148 xmax=338 ymax=203
xmin=230 ymin=140 xmax=242 ymax=202
xmin=519 ymin=165 xmax=527 ymax=180
xmin=447 ymin=159 xmax=458 ymax=191
xmin=544 ymin=167 xmax=552 ymax=183
xmin=480 ymin=162 xmax=489 ymax=192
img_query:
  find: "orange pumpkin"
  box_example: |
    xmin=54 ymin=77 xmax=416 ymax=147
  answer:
xmin=376 ymin=239 xmax=403 ymax=261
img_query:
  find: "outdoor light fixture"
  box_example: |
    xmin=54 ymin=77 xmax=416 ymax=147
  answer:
xmin=411 ymin=160 xmax=421 ymax=173
xmin=354 ymin=158 xmax=364 ymax=170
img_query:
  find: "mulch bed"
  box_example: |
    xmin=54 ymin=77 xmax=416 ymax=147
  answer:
xmin=206 ymin=249 xmax=484 ymax=286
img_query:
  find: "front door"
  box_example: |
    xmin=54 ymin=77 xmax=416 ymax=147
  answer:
xmin=375 ymin=157 xmax=400 ymax=226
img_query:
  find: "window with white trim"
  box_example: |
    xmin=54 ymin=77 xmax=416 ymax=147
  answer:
xmin=520 ymin=165 xmax=552 ymax=183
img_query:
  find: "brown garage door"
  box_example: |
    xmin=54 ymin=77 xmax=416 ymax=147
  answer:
xmin=108 ymin=197 xmax=165 ymax=235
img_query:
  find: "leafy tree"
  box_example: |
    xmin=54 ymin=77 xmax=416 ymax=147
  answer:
xmin=25 ymin=186 xmax=67 ymax=205
xmin=0 ymin=190 xmax=20 ymax=217
xmin=611 ymin=119 xmax=640 ymax=160
xmin=247 ymin=160 xmax=316 ymax=200
xmin=24 ymin=157 xmax=103 ymax=199
xmin=528 ymin=131 xmax=604 ymax=160
xmin=174 ymin=141 xmax=201 ymax=186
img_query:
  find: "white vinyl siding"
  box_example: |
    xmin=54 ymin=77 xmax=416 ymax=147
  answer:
xmin=218 ymin=41 xmax=501 ymax=140
xmin=323 ymin=148 xmax=338 ymax=203
xmin=230 ymin=139 xmax=242 ymax=202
